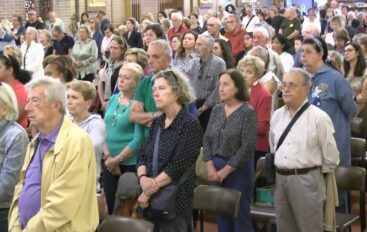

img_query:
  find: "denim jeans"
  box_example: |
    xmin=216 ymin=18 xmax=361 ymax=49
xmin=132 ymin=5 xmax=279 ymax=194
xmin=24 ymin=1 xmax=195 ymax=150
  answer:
xmin=211 ymin=155 xmax=254 ymax=232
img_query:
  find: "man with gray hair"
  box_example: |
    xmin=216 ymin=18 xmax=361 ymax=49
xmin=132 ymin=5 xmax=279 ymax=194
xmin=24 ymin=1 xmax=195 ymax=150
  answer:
xmin=130 ymin=39 xmax=172 ymax=138
xmin=52 ymin=25 xmax=74 ymax=55
xmin=188 ymin=34 xmax=226 ymax=131
xmin=270 ymin=68 xmax=339 ymax=232
xmin=0 ymin=24 xmax=15 ymax=56
xmin=224 ymin=14 xmax=246 ymax=57
xmin=167 ymin=11 xmax=188 ymax=42
xmin=8 ymin=77 xmax=99 ymax=232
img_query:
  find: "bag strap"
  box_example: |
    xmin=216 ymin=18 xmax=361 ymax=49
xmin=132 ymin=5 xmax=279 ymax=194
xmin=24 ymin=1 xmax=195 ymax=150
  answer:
xmin=245 ymin=15 xmax=255 ymax=30
xmin=152 ymin=127 xmax=161 ymax=177
xmin=275 ymin=102 xmax=310 ymax=151
xmin=152 ymin=126 xmax=195 ymax=185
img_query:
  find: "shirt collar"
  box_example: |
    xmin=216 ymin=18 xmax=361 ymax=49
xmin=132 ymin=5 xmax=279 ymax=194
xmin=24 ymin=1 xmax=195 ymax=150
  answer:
xmin=37 ymin=117 xmax=64 ymax=143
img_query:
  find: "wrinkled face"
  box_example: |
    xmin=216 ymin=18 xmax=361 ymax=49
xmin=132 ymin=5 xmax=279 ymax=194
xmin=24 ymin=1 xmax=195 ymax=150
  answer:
xmin=281 ymin=72 xmax=309 ymax=107
xmin=147 ymin=44 xmax=170 ymax=74
xmin=219 ymin=73 xmax=238 ymax=103
xmin=183 ymin=33 xmax=196 ymax=49
xmin=344 ymin=44 xmax=358 ymax=62
xmin=25 ymin=86 xmax=59 ymax=130
xmin=238 ymin=65 xmax=258 ymax=88
xmin=206 ymin=18 xmax=219 ymax=36
xmin=225 ymin=17 xmax=239 ymax=33
xmin=170 ymin=37 xmax=181 ymax=52
xmin=117 ymin=67 xmax=138 ymax=93
xmin=171 ymin=15 xmax=181 ymax=28
xmin=67 ymin=88 xmax=90 ymax=117
xmin=195 ymin=37 xmax=210 ymax=58
xmin=253 ymin=31 xmax=267 ymax=47
xmin=153 ymin=77 xmax=178 ymax=110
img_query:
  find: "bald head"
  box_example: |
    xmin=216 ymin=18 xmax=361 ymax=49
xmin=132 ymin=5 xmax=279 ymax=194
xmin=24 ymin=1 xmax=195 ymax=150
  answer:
xmin=302 ymin=24 xmax=320 ymax=38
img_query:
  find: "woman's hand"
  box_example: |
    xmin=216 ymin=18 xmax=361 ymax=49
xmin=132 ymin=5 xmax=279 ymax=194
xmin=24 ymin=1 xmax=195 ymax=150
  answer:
xmin=140 ymin=177 xmax=159 ymax=195
xmin=207 ymin=164 xmax=219 ymax=183
xmin=105 ymin=157 xmax=120 ymax=174
xmin=217 ymin=165 xmax=236 ymax=183
xmin=137 ymin=192 xmax=150 ymax=209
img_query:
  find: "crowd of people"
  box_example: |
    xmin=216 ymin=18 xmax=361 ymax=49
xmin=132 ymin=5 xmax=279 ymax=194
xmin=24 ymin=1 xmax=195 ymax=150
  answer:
xmin=1 ymin=0 xmax=367 ymax=231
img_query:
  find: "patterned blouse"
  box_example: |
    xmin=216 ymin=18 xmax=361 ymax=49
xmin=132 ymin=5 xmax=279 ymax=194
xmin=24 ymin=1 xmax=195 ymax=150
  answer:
xmin=137 ymin=109 xmax=203 ymax=217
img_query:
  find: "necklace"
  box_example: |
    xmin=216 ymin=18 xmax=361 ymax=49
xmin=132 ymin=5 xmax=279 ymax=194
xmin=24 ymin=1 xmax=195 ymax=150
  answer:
xmin=111 ymin=95 xmax=131 ymax=127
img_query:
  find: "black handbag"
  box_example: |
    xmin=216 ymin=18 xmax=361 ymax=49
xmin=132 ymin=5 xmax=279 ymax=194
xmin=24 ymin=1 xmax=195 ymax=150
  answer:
xmin=265 ymin=102 xmax=310 ymax=185
xmin=146 ymin=127 xmax=194 ymax=221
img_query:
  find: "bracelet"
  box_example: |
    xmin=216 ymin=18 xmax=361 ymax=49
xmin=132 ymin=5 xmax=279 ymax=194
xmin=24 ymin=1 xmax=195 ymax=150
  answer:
xmin=138 ymin=174 xmax=147 ymax=183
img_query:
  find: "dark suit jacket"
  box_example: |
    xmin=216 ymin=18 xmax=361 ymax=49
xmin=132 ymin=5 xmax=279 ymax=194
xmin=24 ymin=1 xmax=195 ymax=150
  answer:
xmin=123 ymin=30 xmax=143 ymax=49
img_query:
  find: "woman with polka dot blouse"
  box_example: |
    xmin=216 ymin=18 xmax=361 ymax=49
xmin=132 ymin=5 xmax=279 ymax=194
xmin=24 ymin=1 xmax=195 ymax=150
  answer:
xmin=137 ymin=69 xmax=203 ymax=231
xmin=203 ymin=69 xmax=258 ymax=232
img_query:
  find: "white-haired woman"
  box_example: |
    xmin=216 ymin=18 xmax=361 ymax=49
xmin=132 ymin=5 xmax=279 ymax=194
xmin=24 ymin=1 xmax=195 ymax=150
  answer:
xmin=71 ymin=25 xmax=98 ymax=82
xmin=0 ymin=82 xmax=28 ymax=232
xmin=20 ymin=27 xmax=44 ymax=79
xmin=137 ymin=69 xmax=203 ymax=231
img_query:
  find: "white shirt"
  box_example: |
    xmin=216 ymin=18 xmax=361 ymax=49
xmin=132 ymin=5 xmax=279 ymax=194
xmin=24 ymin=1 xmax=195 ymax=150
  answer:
xmin=325 ymin=32 xmax=335 ymax=46
xmin=260 ymin=71 xmax=280 ymax=113
xmin=241 ymin=14 xmax=260 ymax=33
xmin=269 ymin=102 xmax=340 ymax=170
xmin=20 ymin=41 xmax=44 ymax=79
xmin=279 ymin=52 xmax=295 ymax=73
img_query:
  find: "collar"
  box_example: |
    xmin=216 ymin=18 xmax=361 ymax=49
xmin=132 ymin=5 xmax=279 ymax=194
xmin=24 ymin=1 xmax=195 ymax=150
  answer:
xmin=37 ymin=117 xmax=64 ymax=144
xmin=200 ymin=54 xmax=213 ymax=65
xmin=156 ymin=107 xmax=185 ymax=130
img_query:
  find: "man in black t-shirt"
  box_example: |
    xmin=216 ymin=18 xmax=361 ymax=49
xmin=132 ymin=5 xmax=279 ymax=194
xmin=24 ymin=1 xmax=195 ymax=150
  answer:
xmin=25 ymin=9 xmax=47 ymax=30
xmin=52 ymin=25 xmax=75 ymax=55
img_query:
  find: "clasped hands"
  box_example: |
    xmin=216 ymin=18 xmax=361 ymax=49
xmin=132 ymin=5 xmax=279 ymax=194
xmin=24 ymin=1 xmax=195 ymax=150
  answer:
xmin=137 ymin=177 xmax=160 ymax=209
xmin=105 ymin=157 xmax=121 ymax=176
xmin=207 ymin=164 xmax=234 ymax=184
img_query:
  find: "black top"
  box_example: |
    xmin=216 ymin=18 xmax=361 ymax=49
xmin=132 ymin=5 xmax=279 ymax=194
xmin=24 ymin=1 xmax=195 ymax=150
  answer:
xmin=271 ymin=15 xmax=284 ymax=34
xmin=25 ymin=21 xmax=47 ymax=30
xmin=137 ymin=109 xmax=203 ymax=217
xmin=123 ymin=30 xmax=143 ymax=48
xmin=53 ymin=34 xmax=75 ymax=55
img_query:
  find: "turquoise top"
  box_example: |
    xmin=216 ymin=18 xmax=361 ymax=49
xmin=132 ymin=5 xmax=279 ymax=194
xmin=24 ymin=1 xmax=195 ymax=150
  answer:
xmin=104 ymin=93 xmax=144 ymax=166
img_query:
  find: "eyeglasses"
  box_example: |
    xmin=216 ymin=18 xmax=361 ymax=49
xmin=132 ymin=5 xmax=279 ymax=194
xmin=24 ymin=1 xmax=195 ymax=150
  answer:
xmin=280 ymin=81 xmax=301 ymax=91
xmin=226 ymin=20 xmax=237 ymax=24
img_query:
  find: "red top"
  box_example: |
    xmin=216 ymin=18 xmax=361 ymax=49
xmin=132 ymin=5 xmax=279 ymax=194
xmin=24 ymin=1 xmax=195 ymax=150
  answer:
xmin=249 ymin=82 xmax=272 ymax=152
xmin=9 ymin=79 xmax=28 ymax=128
xmin=167 ymin=25 xmax=188 ymax=42
xmin=224 ymin=28 xmax=246 ymax=57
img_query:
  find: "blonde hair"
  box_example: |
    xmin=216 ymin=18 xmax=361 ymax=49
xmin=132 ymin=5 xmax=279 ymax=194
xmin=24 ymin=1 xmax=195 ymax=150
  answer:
xmin=121 ymin=62 xmax=144 ymax=83
xmin=4 ymin=45 xmax=22 ymax=66
xmin=237 ymin=55 xmax=265 ymax=79
xmin=124 ymin=48 xmax=148 ymax=69
xmin=0 ymin=82 xmax=19 ymax=121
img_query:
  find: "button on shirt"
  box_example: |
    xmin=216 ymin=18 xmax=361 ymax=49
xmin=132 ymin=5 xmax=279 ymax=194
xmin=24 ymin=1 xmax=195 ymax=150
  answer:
xmin=269 ymin=103 xmax=339 ymax=170
xmin=18 ymin=121 xmax=63 ymax=229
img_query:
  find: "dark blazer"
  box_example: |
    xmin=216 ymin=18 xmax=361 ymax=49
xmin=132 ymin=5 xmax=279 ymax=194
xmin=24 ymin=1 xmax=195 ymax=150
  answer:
xmin=123 ymin=30 xmax=143 ymax=49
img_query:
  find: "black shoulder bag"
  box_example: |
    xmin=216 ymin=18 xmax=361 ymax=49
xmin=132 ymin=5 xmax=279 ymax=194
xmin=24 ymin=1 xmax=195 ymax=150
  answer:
xmin=265 ymin=102 xmax=310 ymax=185
xmin=147 ymin=127 xmax=194 ymax=221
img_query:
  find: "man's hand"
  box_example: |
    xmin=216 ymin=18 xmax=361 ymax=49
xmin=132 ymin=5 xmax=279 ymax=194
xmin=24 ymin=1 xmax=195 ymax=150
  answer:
xmin=140 ymin=177 xmax=159 ymax=195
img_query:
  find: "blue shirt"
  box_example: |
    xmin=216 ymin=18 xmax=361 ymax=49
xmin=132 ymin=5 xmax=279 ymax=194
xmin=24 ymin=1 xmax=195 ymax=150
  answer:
xmin=18 ymin=120 xmax=63 ymax=229
xmin=53 ymin=34 xmax=75 ymax=55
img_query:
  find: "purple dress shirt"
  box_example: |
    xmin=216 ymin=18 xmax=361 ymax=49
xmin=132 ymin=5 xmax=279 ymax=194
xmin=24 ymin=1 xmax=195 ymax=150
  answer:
xmin=18 ymin=120 xmax=63 ymax=229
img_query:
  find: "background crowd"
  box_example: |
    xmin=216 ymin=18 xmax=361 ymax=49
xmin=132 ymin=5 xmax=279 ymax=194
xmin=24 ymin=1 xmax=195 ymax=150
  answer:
xmin=1 ymin=0 xmax=367 ymax=231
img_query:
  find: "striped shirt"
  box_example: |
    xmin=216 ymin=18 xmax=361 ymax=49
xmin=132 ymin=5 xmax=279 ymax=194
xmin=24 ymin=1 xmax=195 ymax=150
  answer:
xmin=188 ymin=55 xmax=226 ymax=108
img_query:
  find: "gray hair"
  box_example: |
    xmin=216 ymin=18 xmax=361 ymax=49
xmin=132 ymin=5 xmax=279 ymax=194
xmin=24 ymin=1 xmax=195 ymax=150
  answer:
xmin=52 ymin=25 xmax=64 ymax=34
xmin=288 ymin=68 xmax=311 ymax=86
xmin=248 ymin=46 xmax=269 ymax=64
xmin=253 ymin=27 xmax=270 ymax=39
xmin=26 ymin=26 xmax=39 ymax=42
xmin=26 ymin=76 xmax=66 ymax=115
xmin=171 ymin=12 xmax=183 ymax=21
xmin=153 ymin=68 xmax=195 ymax=105
xmin=228 ymin=14 xmax=240 ymax=23
xmin=198 ymin=34 xmax=215 ymax=50
xmin=149 ymin=39 xmax=172 ymax=59
xmin=78 ymin=24 xmax=92 ymax=36
xmin=0 ymin=82 xmax=19 ymax=121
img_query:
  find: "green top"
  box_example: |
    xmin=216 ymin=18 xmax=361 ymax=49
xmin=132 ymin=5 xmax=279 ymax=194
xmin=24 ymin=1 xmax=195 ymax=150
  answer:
xmin=104 ymin=93 xmax=144 ymax=166
xmin=133 ymin=74 xmax=157 ymax=138
xmin=280 ymin=18 xmax=301 ymax=42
